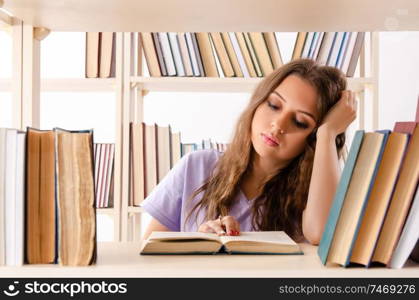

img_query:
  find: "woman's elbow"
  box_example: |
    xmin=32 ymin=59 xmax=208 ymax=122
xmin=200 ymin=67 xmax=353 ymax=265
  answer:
xmin=302 ymin=216 xmax=323 ymax=245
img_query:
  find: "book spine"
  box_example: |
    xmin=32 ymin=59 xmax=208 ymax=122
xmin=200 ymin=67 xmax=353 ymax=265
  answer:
xmin=317 ymin=130 xmax=365 ymax=265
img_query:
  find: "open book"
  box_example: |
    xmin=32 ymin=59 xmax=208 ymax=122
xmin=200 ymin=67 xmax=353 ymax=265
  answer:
xmin=140 ymin=231 xmax=303 ymax=255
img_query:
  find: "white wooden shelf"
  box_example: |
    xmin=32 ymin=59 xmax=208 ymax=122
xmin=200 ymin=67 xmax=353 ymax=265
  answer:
xmin=128 ymin=206 xmax=145 ymax=214
xmin=96 ymin=208 xmax=116 ymax=215
xmin=131 ymin=76 xmax=374 ymax=94
xmin=0 ymin=242 xmax=417 ymax=277
xmin=0 ymin=77 xmax=373 ymax=94
xmin=2 ymin=0 xmax=419 ymax=32
xmin=0 ymin=78 xmax=116 ymax=92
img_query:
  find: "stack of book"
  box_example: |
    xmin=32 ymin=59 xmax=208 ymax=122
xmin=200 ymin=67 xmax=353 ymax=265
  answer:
xmin=85 ymin=32 xmax=116 ymax=78
xmin=94 ymin=143 xmax=115 ymax=208
xmin=129 ymin=122 xmax=229 ymax=206
xmin=0 ymin=127 xmax=97 ymax=266
xmin=139 ymin=32 xmax=364 ymax=78
xmin=182 ymin=138 xmax=229 ymax=156
xmin=318 ymin=98 xmax=419 ymax=269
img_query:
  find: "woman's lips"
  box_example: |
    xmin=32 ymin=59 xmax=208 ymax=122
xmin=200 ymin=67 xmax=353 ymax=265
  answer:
xmin=261 ymin=133 xmax=279 ymax=147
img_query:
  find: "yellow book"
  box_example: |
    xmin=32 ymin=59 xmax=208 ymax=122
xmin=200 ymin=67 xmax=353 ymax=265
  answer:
xmin=292 ymin=32 xmax=307 ymax=60
xmin=249 ymin=32 xmax=274 ymax=76
xmin=326 ymin=132 xmax=386 ymax=266
xmin=196 ymin=33 xmax=219 ymax=77
xmin=263 ymin=32 xmax=283 ymax=69
xmin=372 ymin=124 xmax=419 ymax=265
xmin=140 ymin=32 xmax=161 ymax=77
xmin=235 ymin=32 xmax=257 ymax=77
xmin=210 ymin=32 xmax=235 ymax=77
xmin=350 ymin=132 xmax=409 ymax=266
xmin=244 ymin=32 xmax=263 ymax=77
xmin=221 ymin=32 xmax=243 ymax=77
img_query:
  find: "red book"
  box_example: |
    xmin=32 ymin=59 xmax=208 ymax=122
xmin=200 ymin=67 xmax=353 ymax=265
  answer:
xmin=415 ymin=96 xmax=419 ymax=122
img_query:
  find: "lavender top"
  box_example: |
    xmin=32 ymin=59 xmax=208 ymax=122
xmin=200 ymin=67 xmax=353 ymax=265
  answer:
xmin=141 ymin=149 xmax=257 ymax=232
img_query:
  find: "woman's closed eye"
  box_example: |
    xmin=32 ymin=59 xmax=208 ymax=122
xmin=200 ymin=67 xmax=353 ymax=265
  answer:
xmin=267 ymin=101 xmax=309 ymax=129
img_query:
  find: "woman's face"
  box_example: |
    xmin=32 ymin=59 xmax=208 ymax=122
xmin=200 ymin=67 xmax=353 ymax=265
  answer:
xmin=251 ymin=74 xmax=319 ymax=168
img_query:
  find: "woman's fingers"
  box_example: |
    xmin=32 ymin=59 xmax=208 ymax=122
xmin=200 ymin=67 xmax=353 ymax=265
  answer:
xmin=198 ymin=215 xmax=241 ymax=236
xmin=220 ymin=216 xmax=241 ymax=236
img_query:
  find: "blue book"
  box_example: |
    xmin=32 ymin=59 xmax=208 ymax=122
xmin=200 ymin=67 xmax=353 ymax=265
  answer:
xmin=341 ymin=130 xmax=390 ymax=266
xmin=317 ymin=130 xmax=364 ymax=264
xmin=334 ymin=32 xmax=347 ymax=67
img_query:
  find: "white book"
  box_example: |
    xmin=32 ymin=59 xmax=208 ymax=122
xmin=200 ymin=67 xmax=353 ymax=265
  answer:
xmin=100 ymin=144 xmax=110 ymax=208
xmin=228 ymin=32 xmax=250 ymax=78
xmin=152 ymin=32 xmax=167 ymax=76
xmin=156 ymin=125 xmax=172 ymax=183
xmin=191 ymin=33 xmax=205 ymax=77
xmin=312 ymin=32 xmax=325 ymax=60
xmin=301 ymin=32 xmax=314 ymax=58
xmin=168 ymin=32 xmax=185 ymax=77
xmin=307 ymin=32 xmax=319 ymax=59
xmin=14 ymin=132 xmax=25 ymax=266
xmin=389 ymin=185 xmax=419 ymax=268
xmin=158 ymin=32 xmax=177 ymax=76
xmin=275 ymin=32 xmax=297 ymax=63
xmin=317 ymin=32 xmax=336 ymax=65
xmin=0 ymin=128 xmax=6 ymax=265
xmin=94 ymin=143 xmax=100 ymax=201
xmin=96 ymin=144 xmax=103 ymax=208
xmin=103 ymin=144 xmax=115 ymax=208
xmin=327 ymin=32 xmax=345 ymax=66
xmin=5 ymin=129 xmax=17 ymax=266
xmin=341 ymin=32 xmax=358 ymax=74
xmin=336 ymin=32 xmax=350 ymax=69
xmin=177 ymin=33 xmax=194 ymax=76
xmin=185 ymin=32 xmax=200 ymax=76
xmin=209 ymin=34 xmax=224 ymax=78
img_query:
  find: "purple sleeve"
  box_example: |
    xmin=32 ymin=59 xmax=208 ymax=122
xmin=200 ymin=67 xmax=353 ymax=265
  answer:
xmin=141 ymin=153 xmax=190 ymax=231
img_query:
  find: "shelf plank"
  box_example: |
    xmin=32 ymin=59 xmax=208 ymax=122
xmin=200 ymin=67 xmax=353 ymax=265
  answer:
xmin=0 ymin=242 xmax=417 ymax=277
xmin=42 ymin=78 xmax=116 ymax=92
xmin=132 ymin=76 xmax=373 ymax=93
xmin=128 ymin=206 xmax=145 ymax=214
xmin=0 ymin=78 xmax=116 ymax=92
xmin=96 ymin=208 xmax=116 ymax=215
xmin=0 ymin=77 xmax=372 ymax=93
xmin=2 ymin=0 xmax=419 ymax=32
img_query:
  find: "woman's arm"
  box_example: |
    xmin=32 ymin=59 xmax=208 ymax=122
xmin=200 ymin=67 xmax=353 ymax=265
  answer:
xmin=302 ymin=90 xmax=357 ymax=245
xmin=302 ymin=127 xmax=340 ymax=245
xmin=142 ymin=218 xmax=170 ymax=240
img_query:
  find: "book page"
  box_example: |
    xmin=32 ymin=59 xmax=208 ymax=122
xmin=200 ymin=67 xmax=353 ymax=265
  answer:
xmin=219 ymin=231 xmax=297 ymax=245
xmin=149 ymin=231 xmax=221 ymax=242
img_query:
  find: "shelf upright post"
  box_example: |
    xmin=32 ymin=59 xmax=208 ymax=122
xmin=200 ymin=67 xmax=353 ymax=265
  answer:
xmin=11 ymin=17 xmax=23 ymax=130
xmin=121 ymin=32 xmax=137 ymax=241
xmin=371 ymin=32 xmax=379 ymax=130
xmin=21 ymin=23 xmax=45 ymax=129
xmin=113 ymin=32 xmax=124 ymax=242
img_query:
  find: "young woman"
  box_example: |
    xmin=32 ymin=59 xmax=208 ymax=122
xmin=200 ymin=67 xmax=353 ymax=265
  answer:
xmin=142 ymin=59 xmax=357 ymax=245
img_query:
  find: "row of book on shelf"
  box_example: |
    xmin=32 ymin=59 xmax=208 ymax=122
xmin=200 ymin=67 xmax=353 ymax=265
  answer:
xmin=318 ymin=98 xmax=419 ymax=269
xmin=85 ymin=32 xmax=116 ymax=78
xmin=129 ymin=122 xmax=228 ymax=207
xmin=0 ymin=128 xmax=96 ymax=266
xmin=85 ymin=32 xmax=365 ymax=79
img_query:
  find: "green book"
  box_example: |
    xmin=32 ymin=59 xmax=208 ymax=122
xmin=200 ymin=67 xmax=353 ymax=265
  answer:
xmin=317 ymin=130 xmax=365 ymax=264
xmin=140 ymin=231 xmax=302 ymax=255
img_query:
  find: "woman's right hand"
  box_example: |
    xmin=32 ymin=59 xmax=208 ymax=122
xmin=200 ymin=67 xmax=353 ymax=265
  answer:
xmin=198 ymin=215 xmax=241 ymax=236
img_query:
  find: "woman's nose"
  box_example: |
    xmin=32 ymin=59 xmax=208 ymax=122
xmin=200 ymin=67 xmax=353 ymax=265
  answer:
xmin=271 ymin=114 xmax=289 ymax=133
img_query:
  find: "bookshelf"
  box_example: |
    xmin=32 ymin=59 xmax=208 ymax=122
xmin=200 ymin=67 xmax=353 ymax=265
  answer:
xmin=120 ymin=31 xmax=382 ymax=243
xmin=1 ymin=0 xmax=418 ymax=274
xmin=0 ymin=4 xmax=381 ymax=243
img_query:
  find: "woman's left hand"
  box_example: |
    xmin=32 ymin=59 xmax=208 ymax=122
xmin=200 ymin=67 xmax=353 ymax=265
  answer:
xmin=318 ymin=90 xmax=357 ymax=137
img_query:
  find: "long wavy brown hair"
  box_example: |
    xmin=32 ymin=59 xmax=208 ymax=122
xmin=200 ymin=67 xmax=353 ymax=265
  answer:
xmin=185 ymin=59 xmax=347 ymax=241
